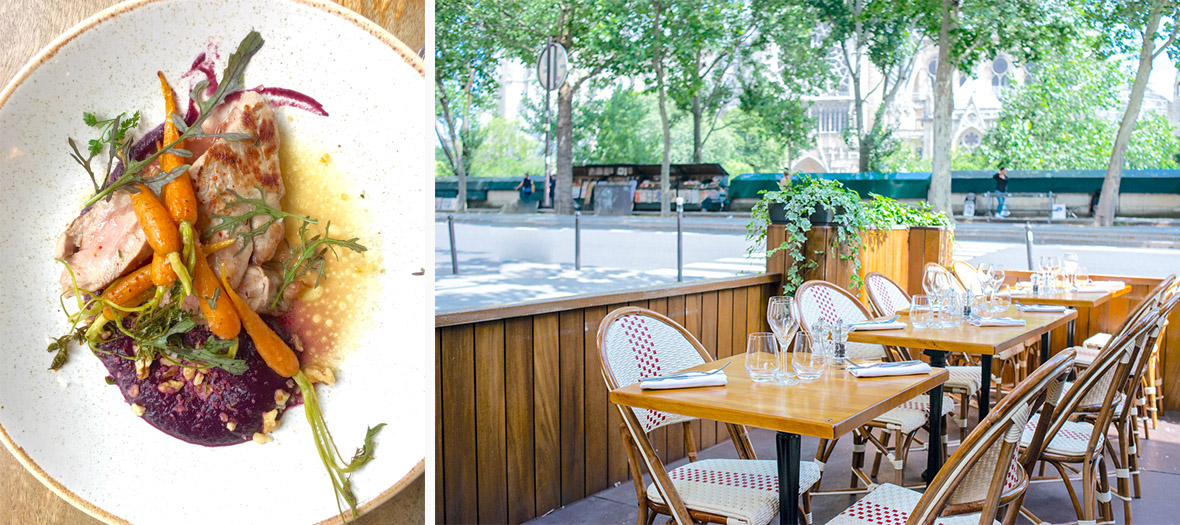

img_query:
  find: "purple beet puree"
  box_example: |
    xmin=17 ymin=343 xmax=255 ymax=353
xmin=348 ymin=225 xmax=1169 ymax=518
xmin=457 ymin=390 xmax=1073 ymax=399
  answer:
xmin=96 ymin=320 xmax=302 ymax=447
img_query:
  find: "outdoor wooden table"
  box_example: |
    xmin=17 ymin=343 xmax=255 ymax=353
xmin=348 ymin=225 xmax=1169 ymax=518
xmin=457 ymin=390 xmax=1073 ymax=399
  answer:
xmin=610 ymin=354 xmax=948 ymax=525
xmin=1004 ymin=284 xmax=1130 ymax=346
xmin=847 ymin=307 xmax=1076 ymax=485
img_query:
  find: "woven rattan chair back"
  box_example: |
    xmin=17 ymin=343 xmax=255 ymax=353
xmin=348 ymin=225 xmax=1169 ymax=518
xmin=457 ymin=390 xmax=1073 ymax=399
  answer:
xmin=908 ymin=350 xmax=1076 ymax=524
xmin=795 ymin=280 xmax=887 ymax=361
xmin=864 ymin=272 xmax=911 ymax=317
xmin=951 ymin=261 xmax=985 ymax=295
xmin=924 ymin=262 xmax=966 ymax=294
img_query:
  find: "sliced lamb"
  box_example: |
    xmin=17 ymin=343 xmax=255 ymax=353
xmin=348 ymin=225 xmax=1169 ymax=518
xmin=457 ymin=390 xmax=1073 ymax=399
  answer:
xmin=56 ymin=191 xmax=151 ymax=294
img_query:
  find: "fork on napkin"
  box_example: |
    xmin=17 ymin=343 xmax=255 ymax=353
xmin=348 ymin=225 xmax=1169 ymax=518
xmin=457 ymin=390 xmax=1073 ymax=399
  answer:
xmin=1016 ymin=304 xmax=1067 ymax=313
xmin=848 ymin=360 xmax=932 ymax=378
xmin=969 ymin=317 xmax=1026 ymax=327
xmin=640 ymin=371 xmax=728 ymax=390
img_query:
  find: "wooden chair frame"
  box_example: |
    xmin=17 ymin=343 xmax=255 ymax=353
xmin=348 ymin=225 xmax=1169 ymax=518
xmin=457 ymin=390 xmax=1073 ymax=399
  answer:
xmin=596 ymin=306 xmax=816 ymax=525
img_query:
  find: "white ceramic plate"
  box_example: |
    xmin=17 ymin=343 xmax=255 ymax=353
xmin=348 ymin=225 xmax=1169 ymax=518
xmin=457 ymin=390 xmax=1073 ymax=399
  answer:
xmin=0 ymin=1 xmax=426 ymax=523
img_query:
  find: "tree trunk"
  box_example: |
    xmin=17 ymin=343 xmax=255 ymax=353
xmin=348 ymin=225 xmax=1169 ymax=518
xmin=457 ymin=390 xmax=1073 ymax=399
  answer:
xmin=555 ymin=82 xmax=575 ymax=215
xmin=928 ymin=0 xmax=955 ymax=218
xmin=854 ymin=78 xmax=869 ymax=173
xmin=654 ymin=0 xmax=672 ymax=217
xmin=692 ymin=94 xmax=703 ymax=163
xmin=1095 ymin=6 xmax=1162 ymax=226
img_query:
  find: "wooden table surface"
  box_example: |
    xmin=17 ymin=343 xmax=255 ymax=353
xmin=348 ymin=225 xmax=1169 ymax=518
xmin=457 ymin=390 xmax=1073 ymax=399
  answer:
xmin=0 ymin=1 xmax=424 ymax=523
xmin=610 ymin=355 xmax=949 ymax=440
xmin=1005 ymin=284 xmax=1130 ymax=308
xmin=847 ymin=307 xmax=1078 ymax=355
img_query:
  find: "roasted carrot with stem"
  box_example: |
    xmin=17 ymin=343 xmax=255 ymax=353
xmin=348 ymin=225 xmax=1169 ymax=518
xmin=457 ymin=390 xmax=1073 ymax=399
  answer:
xmin=129 ymin=183 xmax=193 ymax=297
xmin=85 ymin=265 xmax=160 ymax=342
xmin=157 ymin=72 xmax=198 ymax=226
xmin=192 ymin=244 xmax=241 ymax=340
xmin=218 ymin=266 xmax=383 ymax=520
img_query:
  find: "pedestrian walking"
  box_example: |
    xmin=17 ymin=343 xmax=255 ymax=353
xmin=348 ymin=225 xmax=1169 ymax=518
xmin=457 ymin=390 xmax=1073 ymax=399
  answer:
xmin=992 ymin=167 xmax=1009 ymax=217
xmin=515 ymin=173 xmax=535 ymax=202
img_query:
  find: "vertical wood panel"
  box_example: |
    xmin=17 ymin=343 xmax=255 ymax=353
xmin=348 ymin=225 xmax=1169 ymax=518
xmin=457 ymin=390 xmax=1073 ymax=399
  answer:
xmin=504 ymin=318 xmax=536 ymax=524
xmin=435 ymin=331 xmax=444 ymax=523
xmin=440 ymin=325 xmax=477 ymax=524
xmin=559 ymin=310 xmax=586 ymax=505
xmin=533 ymin=314 xmax=562 ymax=515
xmin=474 ymin=322 xmax=508 ymax=523
xmin=716 ymin=288 xmax=734 ymax=443
xmin=607 ymin=303 xmax=631 ymax=484
xmin=1164 ymin=307 xmax=1180 ymax=411
xmin=583 ymin=306 xmax=610 ymax=495
xmin=666 ymin=296 xmax=687 ymax=462
xmin=684 ymin=293 xmax=704 ymax=453
xmin=700 ymin=291 xmax=720 ymax=448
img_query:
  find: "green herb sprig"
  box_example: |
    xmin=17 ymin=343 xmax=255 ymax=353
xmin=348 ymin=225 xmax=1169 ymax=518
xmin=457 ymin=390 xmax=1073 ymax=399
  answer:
xmin=203 ymin=187 xmax=316 ymax=245
xmin=68 ymin=112 xmax=141 ymax=193
xmin=269 ymin=221 xmax=368 ymax=309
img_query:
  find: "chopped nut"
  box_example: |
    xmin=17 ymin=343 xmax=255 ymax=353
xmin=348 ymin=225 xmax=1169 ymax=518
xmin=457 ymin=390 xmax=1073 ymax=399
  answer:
xmin=252 ymin=432 xmax=273 ymax=444
xmin=291 ymin=334 xmax=304 ymax=353
xmin=157 ymin=380 xmax=185 ymax=394
xmin=130 ymin=404 xmax=145 ymax=417
xmin=303 ymin=365 xmax=335 ymax=385
xmin=134 ymin=358 xmax=151 ymax=380
xmin=261 ymin=409 xmax=279 ymax=433
xmin=193 ymin=371 xmax=205 ymax=386
xmin=182 ymin=367 xmax=196 ymax=381
xmin=274 ymin=389 xmax=290 ymax=407
xmin=127 ymin=384 xmax=139 ymax=398
xmin=226 ymin=421 xmax=237 ymax=432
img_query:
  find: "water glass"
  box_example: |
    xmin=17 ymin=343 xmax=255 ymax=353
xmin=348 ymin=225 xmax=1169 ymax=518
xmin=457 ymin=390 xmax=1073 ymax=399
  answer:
xmin=791 ymin=332 xmax=826 ymax=381
xmin=745 ymin=333 xmax=780 ymax=383
xmin=938 ymin=291 xmax=964 ymax=328
xmin=969 ymin=294 xmax=989 ymax=318
xmin=1075 ymin=266 xmax=1090 ymax=288
xmin=990 ymin=294 xmax=1011 ymax=313
xmin=1063 ymin=252 xmax=1079 ymax=285
xmin=911 ymin=295 xmax=934 ymax=328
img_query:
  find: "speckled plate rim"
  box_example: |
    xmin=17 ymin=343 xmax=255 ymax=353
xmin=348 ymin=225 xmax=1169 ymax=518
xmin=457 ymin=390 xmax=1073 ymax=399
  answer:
xmin=0 ymin=0 xmax=425 ymax=523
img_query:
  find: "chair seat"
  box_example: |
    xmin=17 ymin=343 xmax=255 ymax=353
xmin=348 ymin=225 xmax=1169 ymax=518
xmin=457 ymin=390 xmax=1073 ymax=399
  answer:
xmin=646 ymin=458 xmax=821 ymax=525
xmin=826 ymin=482 xmax=999 ymax=525
xmin=1019 ymin=413 xmax=1103 ymax=457
xmin=1083 ymin=333 xmax=1111 ymax=351
xmin=1069 ymin=345 xmax=1100 ymax=367
xmin=944 ymin=366 xmax=982 ymax=394
xmin=872 ymin=394 xmax=957 ymax=434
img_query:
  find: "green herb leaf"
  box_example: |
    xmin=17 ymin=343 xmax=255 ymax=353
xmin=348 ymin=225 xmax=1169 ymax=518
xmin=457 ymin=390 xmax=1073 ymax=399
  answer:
xmin=83 ymin=112 xmax=98 ymax=126
xmin=348 ymin=423 xmax=386 ymax=468
xmin=208 ymin=287 xmax=220 ymax=310
xmin=204 ymin=187 xmax=316 ymax=243
xmin=270 ymin=221 xmax=368 ymax=309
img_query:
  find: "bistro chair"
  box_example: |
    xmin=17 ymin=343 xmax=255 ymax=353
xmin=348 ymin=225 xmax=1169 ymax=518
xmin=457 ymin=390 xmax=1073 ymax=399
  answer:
xmin=795 ymin=280 xmax=955 ymax=489
xmin=1015 ymin=309 xmax=1154 ymax=525
xmin=951 ymin=260 xmax=985 ymax=295
xmin=863 ymin=272 xmax=982 ymax=442
xmin=828 ymin=350 xmax=1076 ymax=525
xmin=597 ymin=306 xmax=823 ymax=525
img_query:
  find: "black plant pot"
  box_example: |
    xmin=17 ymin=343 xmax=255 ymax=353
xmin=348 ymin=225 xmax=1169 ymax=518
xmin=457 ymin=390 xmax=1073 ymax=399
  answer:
xmin=807 ymin=205 xmax=842 ymax=225
xmin=769 ymin=202 xmax=789 ymax=224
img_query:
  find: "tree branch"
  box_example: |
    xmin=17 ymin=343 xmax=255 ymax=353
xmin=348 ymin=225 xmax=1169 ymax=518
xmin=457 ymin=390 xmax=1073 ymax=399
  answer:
xmin=1153 ymin=17 xmax=1180 ymax=58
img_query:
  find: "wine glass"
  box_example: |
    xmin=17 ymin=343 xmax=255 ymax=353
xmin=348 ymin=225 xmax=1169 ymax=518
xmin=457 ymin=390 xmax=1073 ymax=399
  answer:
xmin=1075 ymin=266 xmax=1090 ymax=288
xmin=790 ymin=332 xmax=826 ymax=381
xmin=1063 ymin=252 xmax=1079 ymax=287
xmin=767 ymin=297 xmax=797 ymax=347
xmin=923 ymin=266 xmax=950 ymax=296
xmin=976 ymin=263 xmax=995 ymax=301
xmin=988 ymin=266 xmax=1006 ymax=312
xmin=745 ymin=333 xmax=780 ymax=383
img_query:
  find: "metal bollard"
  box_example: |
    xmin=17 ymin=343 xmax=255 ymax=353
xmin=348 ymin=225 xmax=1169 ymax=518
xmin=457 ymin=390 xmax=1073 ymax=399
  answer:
xmin=676 ymin=197 xmax=684 ymax=282
xmin=1025 ymin=222 xmax=1034 ymax=271
xmin=574 ymin=211 xmax=581 ymax=270
xmin=448 ymin=214 xmax=458 ymax=275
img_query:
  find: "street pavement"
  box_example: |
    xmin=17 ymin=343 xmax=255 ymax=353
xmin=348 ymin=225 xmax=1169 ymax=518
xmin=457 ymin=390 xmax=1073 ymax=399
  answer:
xmin=435 ymin=212 xmax=1180 ymax=311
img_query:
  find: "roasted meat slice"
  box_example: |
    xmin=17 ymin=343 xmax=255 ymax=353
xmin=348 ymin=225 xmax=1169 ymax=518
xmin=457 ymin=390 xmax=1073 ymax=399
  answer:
xmin=237 ymin=264 xmax=300 ymax=314
xmin=55 ymin=191 xmax=152 ymax=293
xmin=190 ymin=92 xmax=284 ymax=291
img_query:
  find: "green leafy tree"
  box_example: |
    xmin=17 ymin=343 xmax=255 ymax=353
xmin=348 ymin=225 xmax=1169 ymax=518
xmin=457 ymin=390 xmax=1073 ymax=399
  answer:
xmin=1085 ymin=0 xmax=1180 ymax=225
xmin=735 ymin=60 xmax=816 ymax=166
xmin=468 ymin=117 xmax=546 ymax=178
xmin=435 ymin=0 xmax=500 ymax=209
xmin=915 ymin=0 xmax=1075 ymax=217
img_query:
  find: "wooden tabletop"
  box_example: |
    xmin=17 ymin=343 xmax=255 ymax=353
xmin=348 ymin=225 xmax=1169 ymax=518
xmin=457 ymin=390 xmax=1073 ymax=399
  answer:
xmin=610 ymin=355 xmax=949 ymax=440
xmin=0 ymin=1 xmax=423 ymax=523
xmin=1005 ymin=284 xmax=1130 ymax=308
xmin=847 ymin=307 xmax=1078 ymax=355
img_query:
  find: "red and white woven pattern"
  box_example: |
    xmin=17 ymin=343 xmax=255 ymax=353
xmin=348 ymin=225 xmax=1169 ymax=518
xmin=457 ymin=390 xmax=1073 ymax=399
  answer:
xmin=944 ymin=366 xmax=982 ymax=394
xmin=874 ymin=394 xmax=956 ymax=433
xmin=1019 ymin=413 xmax=1103 ymax=457
xmin=645 ymin=459 xmax=821 ymax=525
xmin=828 ymin=483 xmax=998 ymax=525
xmin=866 ymin=274 xmax=910 ymax=316
xmin=603 ymin=313 xmax=706 ymax=432
xmin=796 ymin=284 xmax=886 ymax=360
xmin=1082 ymin=333 xmax=1111 ymax=351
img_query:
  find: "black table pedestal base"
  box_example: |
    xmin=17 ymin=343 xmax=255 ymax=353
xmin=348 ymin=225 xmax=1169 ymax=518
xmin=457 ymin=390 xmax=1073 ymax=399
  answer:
xmin=776 ymin=431 xmax=801 ymax=525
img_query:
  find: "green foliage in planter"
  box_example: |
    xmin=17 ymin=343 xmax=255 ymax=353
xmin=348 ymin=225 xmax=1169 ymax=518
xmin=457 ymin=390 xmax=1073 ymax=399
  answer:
xmin=746 ymin=176 xmax=868 ymax=294
xmin=864 ymin=194 xmax=953 ymax=230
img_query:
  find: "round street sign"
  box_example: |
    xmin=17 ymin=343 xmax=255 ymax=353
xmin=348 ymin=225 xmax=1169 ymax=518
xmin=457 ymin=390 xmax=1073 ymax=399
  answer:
xmin=536 ymin=41 xmax=569 ymax=91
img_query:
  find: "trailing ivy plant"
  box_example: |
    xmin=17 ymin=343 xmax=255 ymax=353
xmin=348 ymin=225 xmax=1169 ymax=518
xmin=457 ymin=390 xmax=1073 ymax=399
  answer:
xmin=746 ymin=176 xmax=868 ymax=294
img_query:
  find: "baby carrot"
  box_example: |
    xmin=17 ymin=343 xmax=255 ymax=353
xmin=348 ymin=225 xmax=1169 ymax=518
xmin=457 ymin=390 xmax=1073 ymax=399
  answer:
xmin=85 ymin=264 xmax=156 ymax=342
xmin=157 ymin=72 xmax=198 ymax=226
xmin=218 ymin=264 xmax=300 ymax=378
xmin=192 ymin=244 xmax=242 ymax=340
xmin=150 ymin=252 xmax=176 ymax=287
xmin=128 ymin=184 xmax=193 ymax=297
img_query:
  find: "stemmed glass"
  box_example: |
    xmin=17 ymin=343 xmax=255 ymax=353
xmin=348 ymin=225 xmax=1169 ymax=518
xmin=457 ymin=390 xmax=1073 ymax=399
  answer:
xmin=766 ymin=297 xmax=799 ymax=385
xmin=977 ymin=263 xmax=995 ymax=303
xmin=988 ymin=265 xmax=1006 ymax=313
xmin=1063 ymin=252 xmax=1079 ymax=288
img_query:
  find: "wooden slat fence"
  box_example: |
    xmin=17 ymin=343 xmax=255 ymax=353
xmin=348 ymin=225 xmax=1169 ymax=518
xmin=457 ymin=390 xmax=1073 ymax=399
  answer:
xmin=435 ymin=274 xmax=781 ymax=524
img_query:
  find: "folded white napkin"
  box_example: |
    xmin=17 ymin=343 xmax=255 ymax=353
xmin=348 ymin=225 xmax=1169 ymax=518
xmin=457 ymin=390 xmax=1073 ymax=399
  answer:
xmin=848 ymin=362 xmax=932 ymax=378
xmin=1089 ymin=280 xmax=1126 ymax=289
xmin=640 ymin=372 xmax=728 ymax=390
xmin=969 ymin=317 xmax=1026 ymax=327
xmin=999 ymin=289 xmax=1028 ymax=296
xmin=850 ymin=321 xmax=906 ymax=331
xmin=1075 ymin=283 xmax=1124 ymax=293
xmin=1016 ymin=304 xmax=1067 ymax=313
